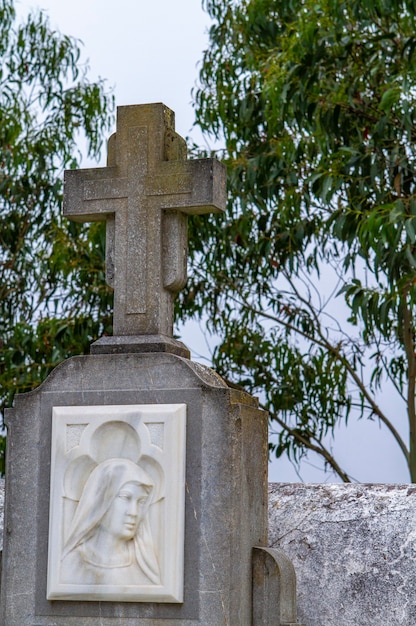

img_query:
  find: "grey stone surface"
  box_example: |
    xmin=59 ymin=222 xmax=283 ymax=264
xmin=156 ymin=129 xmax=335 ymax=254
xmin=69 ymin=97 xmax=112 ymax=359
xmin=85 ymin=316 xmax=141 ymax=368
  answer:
xmin=63 ymin=103 xmax=226 ymax=341
xmin=0 ymin=354 xmax=268 ymax=625
xmin=0 ymin=479 xmax=3 ymax=550
xmin=268 ymin=483 xmax=416 ymax=626
xmin=90 ymin=334 xmax=191 ymax=358
xmin=252 ymin=546 xmax=305 ymax=626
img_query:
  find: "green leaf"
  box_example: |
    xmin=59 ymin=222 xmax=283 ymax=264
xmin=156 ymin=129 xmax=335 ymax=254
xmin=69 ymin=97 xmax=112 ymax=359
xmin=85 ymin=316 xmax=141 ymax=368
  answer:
xmin=379 ymin=86 xmax=401 ymax=112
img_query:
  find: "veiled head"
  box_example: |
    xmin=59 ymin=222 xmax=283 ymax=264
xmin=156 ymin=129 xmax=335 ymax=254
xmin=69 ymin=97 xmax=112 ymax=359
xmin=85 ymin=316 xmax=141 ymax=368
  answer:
xmin=64 ymin=458 xmax=154 ymax=554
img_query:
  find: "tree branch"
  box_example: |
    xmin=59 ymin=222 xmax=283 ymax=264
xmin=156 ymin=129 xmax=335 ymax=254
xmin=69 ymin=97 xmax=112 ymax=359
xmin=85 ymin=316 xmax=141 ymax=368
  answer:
xmin=223 ymin=279 xmax=410 ymax=468
xmin=401 ymin=291 xmax=416 ymax=481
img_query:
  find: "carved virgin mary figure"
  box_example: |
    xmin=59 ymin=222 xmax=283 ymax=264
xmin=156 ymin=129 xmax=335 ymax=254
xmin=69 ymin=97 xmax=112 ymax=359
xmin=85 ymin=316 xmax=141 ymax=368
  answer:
xmin=61 ymin=458 xmax=160 ymax=586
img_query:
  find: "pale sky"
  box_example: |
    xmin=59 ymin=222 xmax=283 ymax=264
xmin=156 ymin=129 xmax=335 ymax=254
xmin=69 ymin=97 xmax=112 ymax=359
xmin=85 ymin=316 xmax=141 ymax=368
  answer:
xmin=14 ymin=0 xmax=410 ymax=484
xmin=16 ymin=0 xmax=211 ymax=147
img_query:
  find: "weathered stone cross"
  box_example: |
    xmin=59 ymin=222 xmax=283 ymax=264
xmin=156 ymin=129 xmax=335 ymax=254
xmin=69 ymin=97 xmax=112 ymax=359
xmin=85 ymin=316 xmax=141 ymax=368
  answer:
xmin=63 ymin=103 xmax=226 ymax=355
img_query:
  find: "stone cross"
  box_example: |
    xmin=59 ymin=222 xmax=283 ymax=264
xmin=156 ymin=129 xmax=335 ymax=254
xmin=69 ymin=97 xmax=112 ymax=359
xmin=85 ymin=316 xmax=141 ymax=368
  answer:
xmin=63 ymin=103 xmax=226 ymax=352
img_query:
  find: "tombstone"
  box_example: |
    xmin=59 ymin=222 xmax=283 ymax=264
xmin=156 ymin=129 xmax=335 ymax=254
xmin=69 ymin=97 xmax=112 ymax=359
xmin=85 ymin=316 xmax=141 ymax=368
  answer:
xmin=0 ymin=103 xmax=303 ymax=625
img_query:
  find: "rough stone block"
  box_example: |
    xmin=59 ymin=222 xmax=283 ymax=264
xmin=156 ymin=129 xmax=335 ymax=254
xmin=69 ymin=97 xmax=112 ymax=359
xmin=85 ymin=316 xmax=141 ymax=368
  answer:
xmin=268 ymin=483 xmax=416 ymax=626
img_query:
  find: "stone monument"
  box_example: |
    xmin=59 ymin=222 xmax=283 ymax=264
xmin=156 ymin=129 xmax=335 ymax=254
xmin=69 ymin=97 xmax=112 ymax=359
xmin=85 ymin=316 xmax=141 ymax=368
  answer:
xmin=0 ymin=103 xmax=303 ymax=625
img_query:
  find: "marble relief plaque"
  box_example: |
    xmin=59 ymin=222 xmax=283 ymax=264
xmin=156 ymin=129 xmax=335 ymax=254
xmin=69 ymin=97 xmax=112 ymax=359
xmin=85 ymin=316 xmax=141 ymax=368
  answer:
xmin=47 ymin=404 xmax=186 ymax=603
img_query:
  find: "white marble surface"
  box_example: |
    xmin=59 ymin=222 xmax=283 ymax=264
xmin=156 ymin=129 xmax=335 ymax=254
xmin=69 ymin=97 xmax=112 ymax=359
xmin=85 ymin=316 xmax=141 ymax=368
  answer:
xmin=47 ymin=404 xmax=186 ymax=602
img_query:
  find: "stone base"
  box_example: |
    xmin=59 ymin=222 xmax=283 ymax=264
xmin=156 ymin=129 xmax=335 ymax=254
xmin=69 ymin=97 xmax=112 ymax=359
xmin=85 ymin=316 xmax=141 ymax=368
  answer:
xmin=1 ymin=352 xmax=267 ymax=625
xmin=90 ymin=334 xmax=190 ymax=359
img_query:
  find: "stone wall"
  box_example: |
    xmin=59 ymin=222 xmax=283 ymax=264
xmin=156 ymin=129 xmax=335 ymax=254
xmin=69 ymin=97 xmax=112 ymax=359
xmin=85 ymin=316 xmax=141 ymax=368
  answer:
xmin=268 ymin=483 xmax=416 ymax=626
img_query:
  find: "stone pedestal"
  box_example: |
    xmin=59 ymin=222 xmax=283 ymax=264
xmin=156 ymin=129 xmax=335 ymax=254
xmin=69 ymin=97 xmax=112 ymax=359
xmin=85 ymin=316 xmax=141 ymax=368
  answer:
xmin=0 ymin=353 xmax=267 ymax=625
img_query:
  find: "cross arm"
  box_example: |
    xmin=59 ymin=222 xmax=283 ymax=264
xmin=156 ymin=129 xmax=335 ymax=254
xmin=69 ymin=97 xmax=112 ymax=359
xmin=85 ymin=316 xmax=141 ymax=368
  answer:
xmin=152 ymin=158 xmax=227 ymax=215
xmin=63 ymin=166 xmax=124 ymax=222
xmin=186 ymin=158 xmax=227 ymax=215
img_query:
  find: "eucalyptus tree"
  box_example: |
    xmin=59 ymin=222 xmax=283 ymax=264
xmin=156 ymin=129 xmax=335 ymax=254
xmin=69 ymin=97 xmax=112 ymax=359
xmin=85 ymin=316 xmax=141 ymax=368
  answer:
xmin=0 ymin=0 xmax=114 ymax=471
xmin=182 ymin=0 xmax=416 ymax=480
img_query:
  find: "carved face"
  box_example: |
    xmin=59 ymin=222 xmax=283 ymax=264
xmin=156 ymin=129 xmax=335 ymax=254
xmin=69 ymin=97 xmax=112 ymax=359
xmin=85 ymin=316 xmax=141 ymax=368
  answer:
xmin=100 ymin=482 xmax=151 ymax=540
